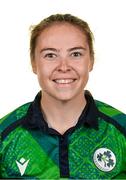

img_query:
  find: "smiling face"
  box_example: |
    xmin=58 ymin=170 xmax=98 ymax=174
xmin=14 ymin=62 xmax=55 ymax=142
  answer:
xmin=32 ymin=23 xmax=94 ymax=102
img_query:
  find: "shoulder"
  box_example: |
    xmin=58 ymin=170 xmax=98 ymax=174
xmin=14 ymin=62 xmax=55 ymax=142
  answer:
xmin=95 ymin=99 xmax=126 ymax=135
xmin=95 ymin=100 xmax=126 ymax=117
xmin=0 ymin=102 xmax=31 ymax=134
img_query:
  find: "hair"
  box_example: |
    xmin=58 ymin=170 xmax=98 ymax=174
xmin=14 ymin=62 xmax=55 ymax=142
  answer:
xmin=30 ymin=14 xmax=94 ymax=61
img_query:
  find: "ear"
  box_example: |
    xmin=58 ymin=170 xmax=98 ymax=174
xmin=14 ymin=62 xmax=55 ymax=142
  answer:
xmin=31 ymin=60 xmax=37 ymax=74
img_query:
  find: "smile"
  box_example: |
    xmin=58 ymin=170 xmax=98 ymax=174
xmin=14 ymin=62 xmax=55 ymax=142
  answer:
xmin=53 ymin=79 xmax=76 ymax=84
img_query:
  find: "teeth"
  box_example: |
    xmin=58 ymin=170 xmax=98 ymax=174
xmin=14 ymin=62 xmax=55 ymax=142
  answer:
xmin=54 ymin=79 xmax=74 ymax=84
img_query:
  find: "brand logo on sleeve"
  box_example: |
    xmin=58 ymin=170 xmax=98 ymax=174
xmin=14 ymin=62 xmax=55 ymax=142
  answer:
xmin=16 ymin=158 xmax=29 ymax=176
xmin=93 ymin=148 xmax=116 ymax=172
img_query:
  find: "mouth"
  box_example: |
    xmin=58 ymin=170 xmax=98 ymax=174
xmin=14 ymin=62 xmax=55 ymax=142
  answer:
xmin=53 ymin=79 xmax=77 ymax=84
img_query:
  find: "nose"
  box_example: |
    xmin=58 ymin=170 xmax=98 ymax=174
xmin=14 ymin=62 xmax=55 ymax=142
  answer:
xmin=57 ymin=58 xmax=71 ymax=72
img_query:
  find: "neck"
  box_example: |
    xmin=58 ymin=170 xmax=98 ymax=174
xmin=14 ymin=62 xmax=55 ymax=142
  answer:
xmin=41 ymin=92 xmax=86 ymax=134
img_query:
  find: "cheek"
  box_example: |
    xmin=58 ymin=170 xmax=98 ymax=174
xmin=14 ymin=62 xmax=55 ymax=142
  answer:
xmin=37 ymin=69 xmax=48 ymax=90
xmin=73 ymin=57 xmax=91 ymax=71
xmin=77 ymin=65 xmax=90 ymax=77
xmin=81 ymin=60 xmax=93 ymax=75
xmin=36 ymin=63 xmax=53 ymax=83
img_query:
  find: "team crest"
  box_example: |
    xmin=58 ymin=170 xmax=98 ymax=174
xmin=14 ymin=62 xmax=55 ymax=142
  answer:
xmin=93 ymin=148 xmax=116 ymax=172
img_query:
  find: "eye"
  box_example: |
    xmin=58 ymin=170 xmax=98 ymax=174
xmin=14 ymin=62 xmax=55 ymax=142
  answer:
xmin=71 ymin=52 xmax=82 ymax=57
xmin=44 ymin=53 xmax=57 ymax=59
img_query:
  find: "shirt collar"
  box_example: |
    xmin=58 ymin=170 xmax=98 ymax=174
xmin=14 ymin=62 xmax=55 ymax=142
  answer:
xmin=84 ymin=90 xmax=99 ymax=130
xmin=22 ymin=90 xmax=99 ymax=133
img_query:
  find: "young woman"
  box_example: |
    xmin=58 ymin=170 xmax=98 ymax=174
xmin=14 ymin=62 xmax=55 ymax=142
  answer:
xmin=0 ymin=14 xmax=126 ymax=179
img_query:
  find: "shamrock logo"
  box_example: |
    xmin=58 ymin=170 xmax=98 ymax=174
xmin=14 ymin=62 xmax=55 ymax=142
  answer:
xmin=93 ymin=148 xmax=116 ymax=172
xmin=97 ymin=150 xmax=114 ymax=167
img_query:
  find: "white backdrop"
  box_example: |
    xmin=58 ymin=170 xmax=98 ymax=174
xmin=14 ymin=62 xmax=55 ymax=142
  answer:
xmin=0 ymin=0 xmax=126 ymax=118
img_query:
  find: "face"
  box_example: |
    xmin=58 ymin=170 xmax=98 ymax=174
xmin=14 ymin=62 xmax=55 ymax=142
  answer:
xmin=32 ymin=23 xmax=94 ymax=102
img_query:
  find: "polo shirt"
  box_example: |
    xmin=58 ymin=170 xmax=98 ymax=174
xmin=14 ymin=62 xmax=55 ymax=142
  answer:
xmin=0 ymin=90 xmax=126 ymax=179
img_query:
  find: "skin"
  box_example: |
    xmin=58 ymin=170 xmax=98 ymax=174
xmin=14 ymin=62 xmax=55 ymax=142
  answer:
xmin=31 ymin=23 xmax=94 ymax=134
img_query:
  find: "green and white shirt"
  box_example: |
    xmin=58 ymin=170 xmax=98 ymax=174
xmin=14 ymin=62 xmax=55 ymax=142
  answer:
xmin=0 ymin=90 xmax=126 ymax=179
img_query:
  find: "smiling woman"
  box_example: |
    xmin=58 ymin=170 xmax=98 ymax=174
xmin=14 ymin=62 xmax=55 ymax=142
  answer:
xmin=0 ymin=14 xmax=126 ymax=179
xmin=31 ymin=22 xmax=93 ymax=105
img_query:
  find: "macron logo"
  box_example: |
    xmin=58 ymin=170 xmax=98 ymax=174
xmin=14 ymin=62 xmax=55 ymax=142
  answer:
xmin=16 ymin=158 xmax=29 ymax=176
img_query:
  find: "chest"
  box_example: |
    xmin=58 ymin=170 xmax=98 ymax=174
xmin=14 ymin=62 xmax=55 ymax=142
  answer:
xmin=1 ymin=125 xmax=125 ymax=179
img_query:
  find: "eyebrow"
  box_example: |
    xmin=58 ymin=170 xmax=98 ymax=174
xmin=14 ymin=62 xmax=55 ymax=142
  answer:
xmin=40 ymin=48 xmax=58 ymax=53
xmin=40 ymin=46 xmax=86 ymax=53
xmin=67 ymin=46 xmax=87 ymax=52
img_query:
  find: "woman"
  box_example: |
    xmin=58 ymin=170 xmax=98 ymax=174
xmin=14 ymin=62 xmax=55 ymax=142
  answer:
xmin=0 ymin=14 xmax=126 ymax=179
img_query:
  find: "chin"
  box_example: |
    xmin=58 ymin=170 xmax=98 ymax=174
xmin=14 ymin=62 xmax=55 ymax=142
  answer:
xmin=55 ymin=93 xmax=76 ymax=102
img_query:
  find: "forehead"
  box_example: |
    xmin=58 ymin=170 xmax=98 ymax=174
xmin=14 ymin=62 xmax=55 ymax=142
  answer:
xmin=40 ymin=22 xmax=86 ymax=36
xmin=42 ymin=22 xmax=84 ymax=33
xmin=36 ymin=22 xmax=88 ymax=47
